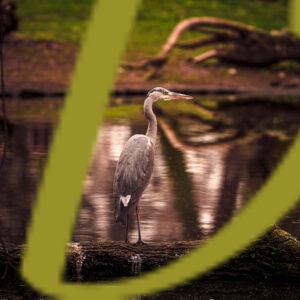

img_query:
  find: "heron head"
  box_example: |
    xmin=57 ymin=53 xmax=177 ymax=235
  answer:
xmin=147 ymin=87 xmax=193 ymax=101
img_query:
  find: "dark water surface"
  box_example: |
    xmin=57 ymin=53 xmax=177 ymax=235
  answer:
xmin=1 ymin=97 xmax=300 ymax=246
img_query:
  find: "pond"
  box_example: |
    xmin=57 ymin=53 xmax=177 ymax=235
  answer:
xmin=0 ymin=96 xmax=300 ymax=246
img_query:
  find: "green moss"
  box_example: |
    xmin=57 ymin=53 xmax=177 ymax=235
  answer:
xmin=17 ymin=0 xmax=288 ymax=57
xmin=197 ymin=98 xmax=219 ymax=110
xmin=7 ymin=100 xmax=62 ymax=122
xmin=17 ymin=0 xmax=94 ymax=42
xmin=104 ymin=105 xmax=144 ymax=122
xmin=156 ymin=101 xmax=215 ymax=121
xmin=8 ymin=101 xmax=145 ymax=124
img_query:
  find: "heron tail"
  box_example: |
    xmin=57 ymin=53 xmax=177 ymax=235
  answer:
xmin=115 ymin=204 xmax=129 ymax=225
xmin=115 ymin=195 xmax=131 ymax=225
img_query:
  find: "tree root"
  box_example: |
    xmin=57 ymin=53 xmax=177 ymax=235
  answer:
xmin=122 ymin=17 xmax=300 ymax=76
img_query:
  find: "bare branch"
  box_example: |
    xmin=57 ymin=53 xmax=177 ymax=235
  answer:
xmin=158 ymin=17 xmax=267 ymax=57
xmin=176 ymin=34 xmax=235 ymax=49
xmin=192 ymin=49 xmax=219 ymax=64
xmin=121 ymin=17 xmax=300 ymax=72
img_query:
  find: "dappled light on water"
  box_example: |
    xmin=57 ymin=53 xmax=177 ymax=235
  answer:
xmin=0 ymin=99 xmax=300 ymax=244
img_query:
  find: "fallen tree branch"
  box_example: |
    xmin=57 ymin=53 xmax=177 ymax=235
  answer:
xmin=158 ymin=17 xmax=263 ymax=58
xmin=176 ymin=34 xmax=235 ymax=49
xmin=122 ymin=17 xmax=300 ymax=73
xmin=192 ymin=49 xmax=219 ymax=63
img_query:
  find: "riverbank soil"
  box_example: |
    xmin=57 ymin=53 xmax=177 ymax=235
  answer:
xmin=3 ymin=36 xmax=300 ymax=96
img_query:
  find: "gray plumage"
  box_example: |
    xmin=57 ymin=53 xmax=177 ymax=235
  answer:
xmin=113 ymin=87 xmax=192 ymax=244
xmin=113 ymin=135 xmax=154 ymax=224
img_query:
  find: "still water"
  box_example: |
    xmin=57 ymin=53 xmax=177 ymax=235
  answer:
xmin=0 ymin=97 xmax=300 ymax=245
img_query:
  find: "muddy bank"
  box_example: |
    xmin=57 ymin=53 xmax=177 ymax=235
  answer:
xmin=3 ymin=36 xmax=300 ymax=97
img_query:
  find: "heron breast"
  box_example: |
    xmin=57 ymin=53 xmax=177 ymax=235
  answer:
xmin=120 ymin=195 xmax=131 ymax=207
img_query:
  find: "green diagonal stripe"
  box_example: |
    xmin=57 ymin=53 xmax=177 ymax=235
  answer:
xmin=290 ymin=0 xmax=300 ymax=35
xmin=21 ymin=0 xmax=141 ymax=296
xmin=21 ymin=1 xmax=300 ymax=300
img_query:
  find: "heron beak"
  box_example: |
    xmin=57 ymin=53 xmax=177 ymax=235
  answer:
xmin=165 ymin=91 xmax=193 ymax=100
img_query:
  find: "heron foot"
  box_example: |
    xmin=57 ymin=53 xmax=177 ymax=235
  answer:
xmin=134 ymin=240 xmax=147 ymax=246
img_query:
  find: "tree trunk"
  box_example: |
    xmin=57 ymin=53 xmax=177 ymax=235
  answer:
xmin=0 ymin=0 xmax=18 ymax=36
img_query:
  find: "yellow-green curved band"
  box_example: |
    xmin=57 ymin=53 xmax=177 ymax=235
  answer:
xmin=21 ymin=1 xmax=300 ymax=299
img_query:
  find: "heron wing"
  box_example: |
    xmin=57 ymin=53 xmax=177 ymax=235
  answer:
xmin=113 ymin=135 xmax=154 ymax=207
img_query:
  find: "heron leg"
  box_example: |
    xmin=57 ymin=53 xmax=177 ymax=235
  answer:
xmin=125 ymin=214 xmax=129 ymax=243
xmin=135 ymin=205 xmax=145 ymax=244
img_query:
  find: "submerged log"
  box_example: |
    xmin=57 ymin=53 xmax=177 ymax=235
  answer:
xmin=1 ymin=226 xmax=300 ymax=283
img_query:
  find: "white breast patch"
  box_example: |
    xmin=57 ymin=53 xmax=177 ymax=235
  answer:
xmin=147 ymin=137 xmax=152 ymax=148
xmin=120 ymin=195 xmax=131 ymax=207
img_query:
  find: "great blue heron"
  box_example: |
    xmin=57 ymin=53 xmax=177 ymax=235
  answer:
xmin=113 ymin=87 xmax=193 ymax=244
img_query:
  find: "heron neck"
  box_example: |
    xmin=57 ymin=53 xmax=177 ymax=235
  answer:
xmin=144 ymin=95 xmax=157 ymax=143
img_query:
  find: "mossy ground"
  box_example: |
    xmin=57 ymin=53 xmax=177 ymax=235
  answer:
xmin=17 ymin=0 xmax=288 ymax=60
xmin=5 ymin=1 xmax=299 ymax=96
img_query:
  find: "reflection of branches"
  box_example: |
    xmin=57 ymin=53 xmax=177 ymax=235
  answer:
xmin=158 ymin=118 xmax=250 ymax=151
xmin=159 ymin=127 xmax=200 ymax=240
xmin=214 ymin=146 xmax=241 ymax=229
xmin=0 ymin=237 xmax=18 ymax=280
